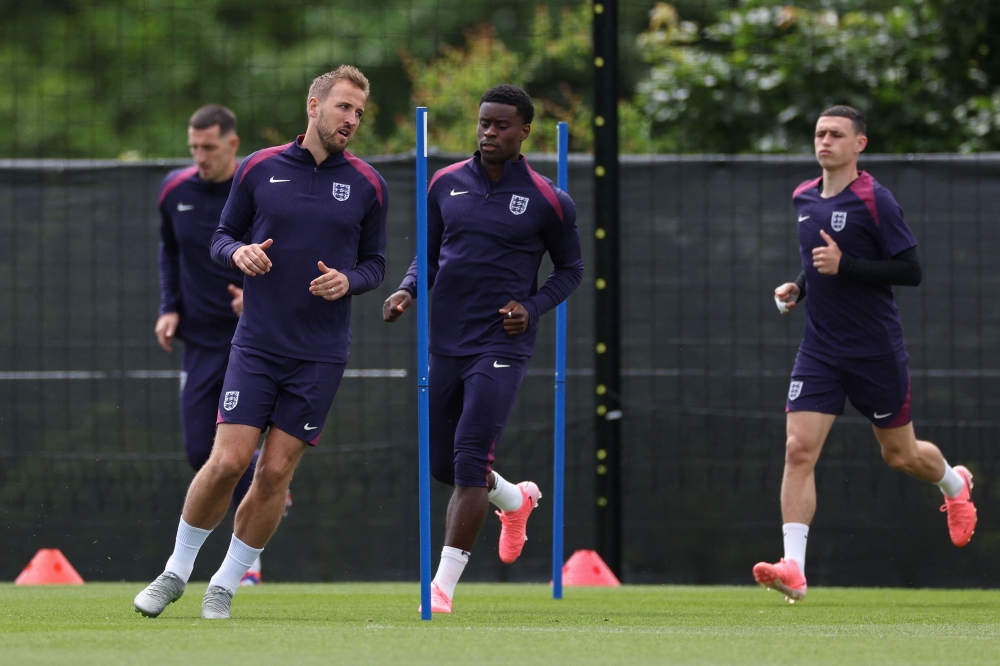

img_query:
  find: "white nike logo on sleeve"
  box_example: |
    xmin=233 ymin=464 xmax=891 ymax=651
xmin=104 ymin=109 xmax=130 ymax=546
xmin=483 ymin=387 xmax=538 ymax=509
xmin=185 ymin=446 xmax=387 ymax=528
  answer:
xmin=270 ymin=177 xmax=290 ymax=183
xmin=177 ymin=203 xmax=193 ymax=211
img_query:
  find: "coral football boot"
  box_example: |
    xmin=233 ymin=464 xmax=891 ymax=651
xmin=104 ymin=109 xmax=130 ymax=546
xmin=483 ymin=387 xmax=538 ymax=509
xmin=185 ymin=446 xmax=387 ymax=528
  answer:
xmin=753 ymin=558 xmax=807 ymax=603
xmin=941 ymin=465 xmax=977 ymax=547
xmin=417 ymin=582 xmax=452 ymax=614
xmin=496 ymin=481 xmax=541 ymax=564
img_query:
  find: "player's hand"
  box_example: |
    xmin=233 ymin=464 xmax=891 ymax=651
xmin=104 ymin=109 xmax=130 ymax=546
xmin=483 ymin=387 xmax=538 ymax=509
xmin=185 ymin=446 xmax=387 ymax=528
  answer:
xmin=774 ymin=283 xmax=800 ymax=315
xmin=228 ymin=284 xmax=244 ymax=316
xmin=500 ymin=301 xmax=529 ymax=336
xmin=309 ymin=261 xmax=350 ymax=301
xmin=812 ymin=230 xmax=842 ymax=275
xmin=155 ymin=312 xmax=180 ymax=352
xmin=233 ymin=238 xmax=273 ymax=276
xmin=382 ymin=290 xmax=412 ymax=323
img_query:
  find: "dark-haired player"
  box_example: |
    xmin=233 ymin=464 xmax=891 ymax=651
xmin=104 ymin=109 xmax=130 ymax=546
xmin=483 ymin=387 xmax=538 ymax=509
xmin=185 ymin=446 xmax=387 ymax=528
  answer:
xmin=754 ymin=105 xmax=977 ymax=602
xmin=135 ymin=65 xmax=387 ymax=619
xmin=383 ymin=84 xmax=583 ymax=613
xmin=155 ymin=104 xmax=269 ymax=586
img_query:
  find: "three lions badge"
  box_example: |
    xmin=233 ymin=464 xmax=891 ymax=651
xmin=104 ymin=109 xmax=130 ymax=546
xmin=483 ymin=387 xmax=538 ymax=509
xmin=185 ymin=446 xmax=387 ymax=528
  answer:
xmin=509 ymin=195 xmax=529 ymax=215
xmin=332 ymin=183 xmax=351 ymax=202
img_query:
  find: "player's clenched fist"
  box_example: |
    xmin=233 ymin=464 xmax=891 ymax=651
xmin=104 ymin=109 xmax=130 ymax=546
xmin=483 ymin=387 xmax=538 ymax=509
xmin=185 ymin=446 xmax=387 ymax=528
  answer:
xmin=233 ymin=238 xmax=273 ymax=276
xmin=500 ymin=300 xmax=529 ymax=335
xmin=309 ymin=261 xmax=350 ymax=301
xmin=382 ymin=290 xmax=412 ymax=322
xmin=774 ymin=282 xmax=800 ymax=315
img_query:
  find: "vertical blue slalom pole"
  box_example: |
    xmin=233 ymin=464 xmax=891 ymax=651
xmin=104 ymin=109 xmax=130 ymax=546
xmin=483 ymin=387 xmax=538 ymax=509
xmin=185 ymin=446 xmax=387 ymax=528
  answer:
xmin=553 ymin=121 xmax=569 ymax=600
xmin=416 ymin=107 xmax=433 ymax=621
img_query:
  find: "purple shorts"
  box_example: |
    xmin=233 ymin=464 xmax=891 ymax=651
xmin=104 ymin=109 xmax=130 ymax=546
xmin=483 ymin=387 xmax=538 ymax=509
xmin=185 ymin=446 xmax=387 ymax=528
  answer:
xmin=217 ymin=344 xmax=346 ymax=445
xmin=786 ymin=347 xmax=911 ymax=428
xmin=429 ymin=353 xmax=529 ymax=488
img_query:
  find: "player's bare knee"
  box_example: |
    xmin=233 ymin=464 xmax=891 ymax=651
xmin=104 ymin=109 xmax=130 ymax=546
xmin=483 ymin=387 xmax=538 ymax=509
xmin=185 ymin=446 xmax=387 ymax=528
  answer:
xmin=880 ymin=446 xmax=914 ymax=471
xmin=785 ymin=434 xmax=819 ymax=468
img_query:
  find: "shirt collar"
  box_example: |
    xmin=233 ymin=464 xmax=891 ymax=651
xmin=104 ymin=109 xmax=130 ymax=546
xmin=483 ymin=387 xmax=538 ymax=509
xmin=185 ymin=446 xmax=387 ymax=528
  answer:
xmin=288 ymin=134 xmax=348 ymax=167
xmin=472 ymin=150 xmax=529 ymax=181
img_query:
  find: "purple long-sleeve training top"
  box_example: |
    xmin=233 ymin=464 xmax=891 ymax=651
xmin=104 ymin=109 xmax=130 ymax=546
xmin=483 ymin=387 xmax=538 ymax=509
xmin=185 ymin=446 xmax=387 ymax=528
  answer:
xmin=158 ymin=166 xmax=243 ymax=348
xmin=399 ymin=152 xmax=583 ymax=359
xmin=211 ymin=136 xmax=388 ymax=363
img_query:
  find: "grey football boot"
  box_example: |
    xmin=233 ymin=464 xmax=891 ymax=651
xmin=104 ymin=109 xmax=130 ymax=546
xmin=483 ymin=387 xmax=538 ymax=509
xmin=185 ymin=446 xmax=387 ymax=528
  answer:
xmin=201 ymin=585 xmax=234 ymax=619
xmin=134 ymin=572 xmax=186 ymax=617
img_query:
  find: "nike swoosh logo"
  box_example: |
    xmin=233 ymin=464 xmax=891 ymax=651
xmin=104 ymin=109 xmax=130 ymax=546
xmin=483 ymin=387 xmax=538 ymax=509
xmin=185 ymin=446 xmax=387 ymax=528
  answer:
xmin=798 ymin=215 xmax=809 ymax=222
xmin=303 ymin=424 xmax=318 ymax=430
xmin=270 ymin=177 xmax=290 ymax=183
xmin=177 ymin=204 xmax=193 ymax=211
xmin=493 ymin=361 xmax=510 ymax=368
xmin=873 ymin=412 xmax=891 ymax=419
xmin=450 ymin=189 xmax=468 ymax=196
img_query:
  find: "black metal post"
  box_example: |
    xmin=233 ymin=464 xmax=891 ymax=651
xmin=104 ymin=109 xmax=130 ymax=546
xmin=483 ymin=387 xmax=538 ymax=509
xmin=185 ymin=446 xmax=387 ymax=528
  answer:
xmin=592 ymin=0 xmax=621 ymax=577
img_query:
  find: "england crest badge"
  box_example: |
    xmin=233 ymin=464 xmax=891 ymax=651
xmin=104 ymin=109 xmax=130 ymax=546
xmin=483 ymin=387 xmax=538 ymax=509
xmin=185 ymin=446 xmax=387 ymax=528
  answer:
xmin=223 ymin=390 xmax=240 ymax=411
xmin=509 ymin=194 xmax=529 ymax=215
xmin=332 ymin=183 xmax=351 ymax=201
xmin=831 ymin=211 xmax=847 ymax=231
xmin=788 ymin=381 xmax=803 ymax=401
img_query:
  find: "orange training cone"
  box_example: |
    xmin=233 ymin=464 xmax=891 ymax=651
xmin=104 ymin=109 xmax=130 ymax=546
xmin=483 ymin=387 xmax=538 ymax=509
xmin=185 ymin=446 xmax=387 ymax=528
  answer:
xmin=15 ymin=549 xmax=85 ymax=585
xmin=560 ymin=549 xmax=621 ymax=586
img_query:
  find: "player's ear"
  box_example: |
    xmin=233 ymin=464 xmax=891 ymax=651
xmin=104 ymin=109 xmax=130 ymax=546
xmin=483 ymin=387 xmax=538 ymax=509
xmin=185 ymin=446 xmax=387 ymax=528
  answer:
xmin=520 ymin=122 xmax=530 ymax=141
xmin=856 ymin=133 xmax=868 ymax=154
xmin=230 ymin=134 xmax=240 ymax=153
xmin=307 ymin=96 xmax=319 ymax=119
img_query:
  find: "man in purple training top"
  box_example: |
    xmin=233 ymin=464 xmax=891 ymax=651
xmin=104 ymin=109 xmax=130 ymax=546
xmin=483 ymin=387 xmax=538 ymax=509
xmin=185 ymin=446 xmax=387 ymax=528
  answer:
xmin=135 ymin=65 xmax=387 ymax=620
xmin=754 ymin=105 xmax=977 ymax=603
xmin=383 ymin=84 xmax=583 ymax=614
xmin=155 ymin=104 xmax=269 ymax=586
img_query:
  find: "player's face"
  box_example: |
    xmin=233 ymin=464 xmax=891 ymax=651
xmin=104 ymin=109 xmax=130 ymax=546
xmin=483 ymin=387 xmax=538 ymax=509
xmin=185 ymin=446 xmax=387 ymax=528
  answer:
xmin=188 ymin=125 xmax=239 ymax=183
xmin=814 ymin=116 xmax=867 ymax=170
xmin=477 ymin=102 xmax=530 ymax=165
xmin=312 ymin=81 xmax=366 ymax=155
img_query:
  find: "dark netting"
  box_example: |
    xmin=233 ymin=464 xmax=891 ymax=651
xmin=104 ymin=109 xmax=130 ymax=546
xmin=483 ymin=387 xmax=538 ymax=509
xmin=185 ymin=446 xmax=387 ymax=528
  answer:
xmin=1 ymin=155 xmax=998 ymax=586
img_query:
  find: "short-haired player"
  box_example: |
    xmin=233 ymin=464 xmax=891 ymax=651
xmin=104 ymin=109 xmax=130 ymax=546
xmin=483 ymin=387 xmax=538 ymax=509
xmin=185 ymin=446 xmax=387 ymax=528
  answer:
xmin=754 ymin=106 xmax=977 ymax=602
xmin=135 ymin=66 xmax=388 ymax=619
xmin=383 ymin=84 xmax=583 ymax=613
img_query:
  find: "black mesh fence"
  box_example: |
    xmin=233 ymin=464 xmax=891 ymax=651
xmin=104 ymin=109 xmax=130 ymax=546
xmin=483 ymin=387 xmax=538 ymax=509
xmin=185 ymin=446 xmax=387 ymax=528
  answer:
xmin=1 ymin=154 xmax=999 ymax=586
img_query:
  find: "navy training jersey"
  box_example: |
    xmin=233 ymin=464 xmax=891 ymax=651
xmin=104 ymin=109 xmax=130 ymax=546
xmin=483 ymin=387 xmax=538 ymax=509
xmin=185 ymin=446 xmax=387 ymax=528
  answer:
xmin=794 ymin=170 xmax=917 ymax=359
xmin=211 ymin=136 xmax=388 ymax=363
xmin=158 ymin=166 xmax=243 ymax=348
xmin=399 ymin=153 xmax=583 ymax=358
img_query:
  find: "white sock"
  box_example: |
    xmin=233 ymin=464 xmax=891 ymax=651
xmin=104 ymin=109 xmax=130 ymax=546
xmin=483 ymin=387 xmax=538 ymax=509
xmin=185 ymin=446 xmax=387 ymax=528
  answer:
xmin=937 ymin=463 xmax=965 ymax=498
xmin=432 ymin=546 xmax=469 ymax=600
xmin=164 ymin=518 xmax=212 ymax=583
xmin=208 ymin=534 xmax=264 ymax=595
xmin=248 ymin=555 xmax=262 ymax=574
xmin=782 ymin=522 xmax=809 ymax=574
xmin=488 ymin=471 xmax=523 ymax=512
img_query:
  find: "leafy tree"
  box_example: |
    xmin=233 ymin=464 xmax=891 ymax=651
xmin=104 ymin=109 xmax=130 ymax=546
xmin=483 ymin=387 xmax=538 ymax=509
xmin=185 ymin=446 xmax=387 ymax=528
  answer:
xmin=635 ymin=0 xmax=1000 ymax=153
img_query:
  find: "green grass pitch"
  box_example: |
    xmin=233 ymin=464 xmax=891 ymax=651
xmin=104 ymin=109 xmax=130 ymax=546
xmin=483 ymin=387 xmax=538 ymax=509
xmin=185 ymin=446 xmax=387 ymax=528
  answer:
xmin=1 ymin=583 xmax=998 ymax=665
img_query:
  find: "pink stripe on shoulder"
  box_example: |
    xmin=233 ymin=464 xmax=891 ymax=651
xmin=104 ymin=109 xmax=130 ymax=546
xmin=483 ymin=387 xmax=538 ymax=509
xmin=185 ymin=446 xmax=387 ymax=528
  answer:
xmin=792 ymin=177 xmax=821 ymax=199
xmin=525 ymin=160 xmax=563 ymax=221
xmin=238 ymin=143 xmax=292 ymax=184
xmin=428 ymin=159 xmax=472 ymax=191
xmin=849 ymin=171 xmax=879 ymax=226
xmin=158 ymin=166 xmax=198 ymax=205
xmin=344 ymin=151 xmax=384 ymax=206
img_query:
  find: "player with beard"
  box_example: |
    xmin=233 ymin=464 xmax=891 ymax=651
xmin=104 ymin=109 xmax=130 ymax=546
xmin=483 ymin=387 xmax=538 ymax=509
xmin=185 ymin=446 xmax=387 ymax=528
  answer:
xmin=383 ymin=84 xmax=583 ymax=613
xmin=754 ymin=105 xmax=977 ymax=603
xmin=135 ymin=65 xmax=388 ymax=619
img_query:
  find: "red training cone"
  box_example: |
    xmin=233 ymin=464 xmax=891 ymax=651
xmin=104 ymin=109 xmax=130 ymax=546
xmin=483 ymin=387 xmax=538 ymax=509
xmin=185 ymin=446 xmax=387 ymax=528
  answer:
xmin=15 ymin=549 xmax=85 ymax=585
xmin=560 ymin=549 xmax=621 ymax=586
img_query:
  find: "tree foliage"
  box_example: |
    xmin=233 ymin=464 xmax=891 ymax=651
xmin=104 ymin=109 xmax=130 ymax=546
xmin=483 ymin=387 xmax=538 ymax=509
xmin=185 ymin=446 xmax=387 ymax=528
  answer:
xmin=635 ymin=0 xmax=1000 ymax=153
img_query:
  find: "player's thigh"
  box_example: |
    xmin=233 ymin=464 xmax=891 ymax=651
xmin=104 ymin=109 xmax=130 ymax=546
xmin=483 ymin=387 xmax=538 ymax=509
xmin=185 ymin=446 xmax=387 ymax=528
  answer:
xmin=451 ymin=355 xmax=529 ymax=487
xmin=180 ymin=344 xmax=230 ymax=468
xmin=257 ymin=425 xmax=309 ymax=486
xmin=843 ymin=349 xmax=911 ymax=429
xmin=785 ymin=411 xmax=836 ymax=464
xmin=218 ymin=344 xmax=281 ymax=431
xmin=429 ymin=354 xmax=465 ymax=465
xmin=270 ymin=359 xmax=346 ymax=445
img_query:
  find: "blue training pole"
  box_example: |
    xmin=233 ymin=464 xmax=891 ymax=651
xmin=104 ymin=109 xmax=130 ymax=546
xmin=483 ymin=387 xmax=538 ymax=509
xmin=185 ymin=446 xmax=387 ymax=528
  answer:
xmin=552 ymin=121 xmax=569 ymax=600
xmin=416 ymin=107 xmax=433 ymax=621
